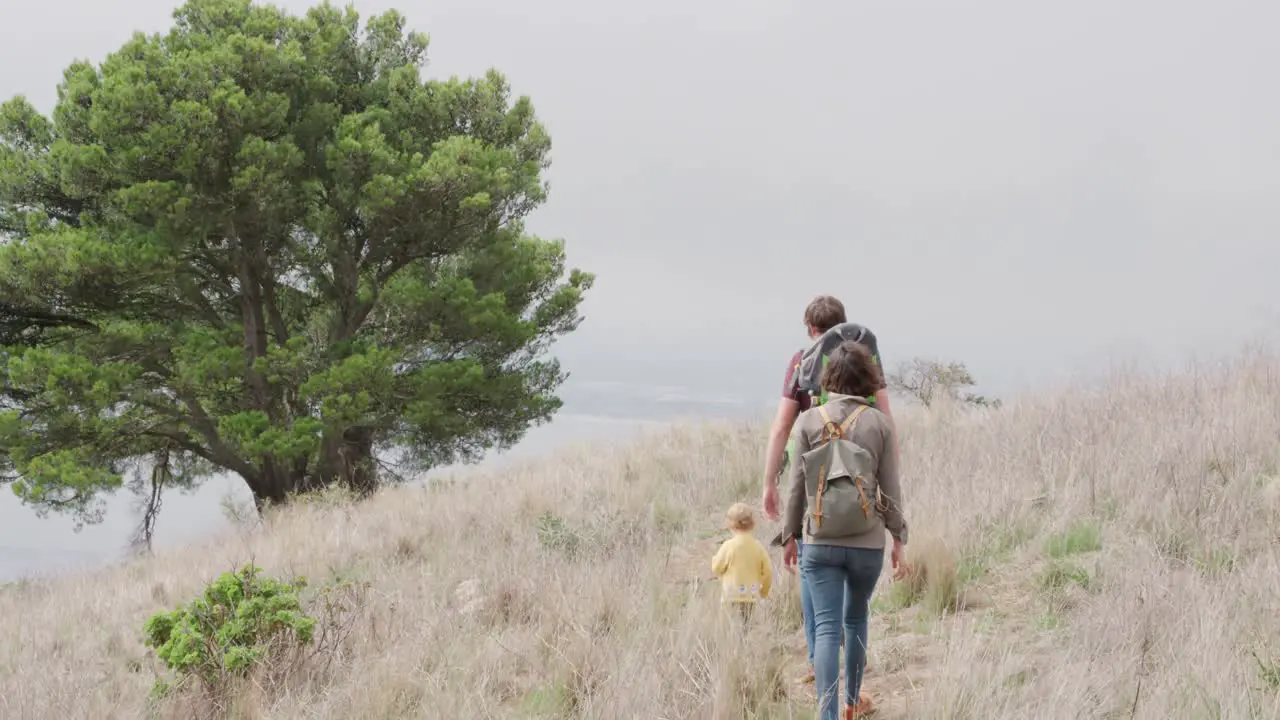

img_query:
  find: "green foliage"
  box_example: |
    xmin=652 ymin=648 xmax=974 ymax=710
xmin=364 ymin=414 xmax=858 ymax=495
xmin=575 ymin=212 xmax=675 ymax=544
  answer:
xmin=142 ymin=564 xmax=315 ymax=692
xmin=1253 ymin=650 xmax=1280 ymax=692
xmin=1037 ymin=560 xmax=1092 ymax=591
xmin=0 ymin=0 xmax=593 ymax=523
xmin=535 ymin=510 xmax=582 ymax=556
xmin=1044 ymin=520 xmax=1103 ymax=558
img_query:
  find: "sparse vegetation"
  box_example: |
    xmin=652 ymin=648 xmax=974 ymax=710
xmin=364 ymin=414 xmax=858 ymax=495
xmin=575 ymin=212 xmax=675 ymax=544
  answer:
xmin=2 ymin=351 xmax=1280 ymax=719
xmin=887 ymin=356 xmax=1000 ymax=408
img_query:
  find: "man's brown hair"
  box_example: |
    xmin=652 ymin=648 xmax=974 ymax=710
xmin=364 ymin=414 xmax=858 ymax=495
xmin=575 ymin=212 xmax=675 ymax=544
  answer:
xmin=803 ymin=295 xmax=847 ymax=333
xmin=820 ymin=340 xmax=885 ymax=398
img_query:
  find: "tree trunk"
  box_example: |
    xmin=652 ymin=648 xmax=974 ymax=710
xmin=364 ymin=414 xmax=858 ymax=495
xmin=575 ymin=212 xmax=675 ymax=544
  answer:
xmin=317 ymin=426 xmax=378 ymax=497
xmin=246 ymin=459 xmax=301 ymax=514
xmin=239 ymin=430 xmax=378 ymax=514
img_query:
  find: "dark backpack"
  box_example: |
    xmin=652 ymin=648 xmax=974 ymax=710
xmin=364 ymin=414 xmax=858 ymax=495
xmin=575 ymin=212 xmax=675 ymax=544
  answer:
xmin=794 ymin=322 xmax=873 ymax=406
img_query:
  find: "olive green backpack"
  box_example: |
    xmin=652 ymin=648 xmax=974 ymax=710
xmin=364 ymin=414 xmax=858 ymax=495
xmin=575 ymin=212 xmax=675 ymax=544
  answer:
xmin=799 ymin=403 xmax=880 ymax=539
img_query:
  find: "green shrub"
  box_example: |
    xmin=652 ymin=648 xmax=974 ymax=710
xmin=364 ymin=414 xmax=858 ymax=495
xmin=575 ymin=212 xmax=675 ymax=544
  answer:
xmin=142 ymin=564 xmax=317 ymax=695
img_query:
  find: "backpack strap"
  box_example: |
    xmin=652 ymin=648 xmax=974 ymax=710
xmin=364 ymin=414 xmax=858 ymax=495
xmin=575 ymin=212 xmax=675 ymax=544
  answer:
xmin=840 ymin=404 xmax=869 ymax=436
xmin=818 ymin=403 xmax=868 ymax=442
xmin=816 ymin=405 xmax=843 ymax=442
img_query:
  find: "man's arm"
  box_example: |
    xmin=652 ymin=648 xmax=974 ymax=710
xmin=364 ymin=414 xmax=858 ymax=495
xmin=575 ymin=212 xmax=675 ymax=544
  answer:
xmin=873 ymin=388 xmax=894 ymax=426
xmin=781 ymin=419 xmax=811 ymax=541
xmin=763 ymin=397 xmax=801 ymax=491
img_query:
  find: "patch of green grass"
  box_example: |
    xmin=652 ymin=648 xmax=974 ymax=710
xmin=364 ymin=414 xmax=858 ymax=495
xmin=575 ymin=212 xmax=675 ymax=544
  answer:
xmin=1038 ymin=560 xmax=1092 ymax=592
xmin=873 ymin=578 xmax=917 ymax=613
xmin=1034 ymin=612 xmax=1061 ymax=631
xmin=521 ymin=682 xmax=572 ymax=716
xmin=958 ymin=515 xmax=1038 ymax=587
xmin=1044 ymin=521 xmax=1102 ymax=558
xmin=957 ymin=555 xmax=990 ymax=587
xmin=1253 ymin=651 xmax=1280 ymax=691
xmin=1193 ymin=547 xmax=1236 ymax=577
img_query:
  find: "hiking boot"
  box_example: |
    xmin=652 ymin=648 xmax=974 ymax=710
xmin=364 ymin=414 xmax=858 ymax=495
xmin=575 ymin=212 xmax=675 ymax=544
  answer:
xmin=843 ymin=692 xmax=875 ymax=719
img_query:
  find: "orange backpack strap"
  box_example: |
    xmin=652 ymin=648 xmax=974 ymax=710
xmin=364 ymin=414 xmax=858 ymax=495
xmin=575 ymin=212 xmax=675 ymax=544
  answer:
xmin=819 ymin=403 xmax=868 ymax=441
xmin=840 ymin=405 xmax=869 ymax=436
xmin=817 ymin=405 xmax=842 ymax=441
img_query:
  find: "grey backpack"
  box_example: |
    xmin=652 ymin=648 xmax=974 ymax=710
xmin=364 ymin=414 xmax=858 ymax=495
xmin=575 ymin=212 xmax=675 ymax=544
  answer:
xmin=794 ymin=322 xmax=873 ymax=406
xmin=801 ymin=403 xmax=881 ymax=540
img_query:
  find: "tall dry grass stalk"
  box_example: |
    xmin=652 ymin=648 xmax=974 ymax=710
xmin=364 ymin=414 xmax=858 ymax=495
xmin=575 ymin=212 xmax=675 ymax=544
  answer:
xmin=3 ymin=349 xmax=1280 ymax=719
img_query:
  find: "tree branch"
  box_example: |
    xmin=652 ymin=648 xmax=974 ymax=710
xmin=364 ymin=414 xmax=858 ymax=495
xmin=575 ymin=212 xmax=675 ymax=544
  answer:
xmin=172 ymin=389 xmax=259 ymax=480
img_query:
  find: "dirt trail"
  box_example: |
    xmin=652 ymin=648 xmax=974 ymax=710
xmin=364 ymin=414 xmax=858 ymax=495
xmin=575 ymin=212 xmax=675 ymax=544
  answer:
xmin=666 ymin=532 xmax=944 ymax=719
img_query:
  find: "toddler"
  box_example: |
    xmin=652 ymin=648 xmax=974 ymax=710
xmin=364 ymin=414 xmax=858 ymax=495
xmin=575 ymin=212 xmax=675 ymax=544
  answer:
xmin=710 ymin=502 xmax=774 ymax=621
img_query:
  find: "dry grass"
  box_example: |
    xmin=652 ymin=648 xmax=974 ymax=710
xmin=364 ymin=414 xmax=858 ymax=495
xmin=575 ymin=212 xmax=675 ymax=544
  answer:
xmin=4 ymin=349 xmax=1280 ymax=719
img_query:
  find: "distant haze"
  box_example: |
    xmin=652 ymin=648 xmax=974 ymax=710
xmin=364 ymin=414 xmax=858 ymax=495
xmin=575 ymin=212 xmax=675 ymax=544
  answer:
xmin=1 ymin=0 xmax=1277 ymax=579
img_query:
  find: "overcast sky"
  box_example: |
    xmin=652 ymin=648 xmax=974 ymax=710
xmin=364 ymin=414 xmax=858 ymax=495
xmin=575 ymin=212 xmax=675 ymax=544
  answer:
xmin=3 ymin=0 xmax=1279 ymax=578
xmin=5 ymin=0 xmax=1278 ymax=405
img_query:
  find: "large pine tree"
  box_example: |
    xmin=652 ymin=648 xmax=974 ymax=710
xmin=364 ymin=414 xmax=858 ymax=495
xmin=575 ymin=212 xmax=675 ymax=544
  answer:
xmin=0 ymin=0 xmax=593 ymax=524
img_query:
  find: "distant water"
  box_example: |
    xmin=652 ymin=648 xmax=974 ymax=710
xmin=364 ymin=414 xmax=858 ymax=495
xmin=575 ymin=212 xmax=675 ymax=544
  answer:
xmin=0 ymin=386 xmax=765 ymax=583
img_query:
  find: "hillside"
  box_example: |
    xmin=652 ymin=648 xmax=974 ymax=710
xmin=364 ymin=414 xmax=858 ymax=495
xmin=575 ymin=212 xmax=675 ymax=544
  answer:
xmin=3 ymin=350 xmax=1280 ymax=719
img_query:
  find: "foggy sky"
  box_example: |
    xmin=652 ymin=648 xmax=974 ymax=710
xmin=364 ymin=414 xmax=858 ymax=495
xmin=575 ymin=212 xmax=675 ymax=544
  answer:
xmin=2 ymin=0 xmax=1279 ymax=579
xmin=4 ymin=0 xmax=1278 ymax=404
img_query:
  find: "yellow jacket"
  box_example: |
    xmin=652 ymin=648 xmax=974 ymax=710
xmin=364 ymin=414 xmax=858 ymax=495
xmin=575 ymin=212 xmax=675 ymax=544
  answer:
xmin=711 ymin=531 xmax=773 ymax=603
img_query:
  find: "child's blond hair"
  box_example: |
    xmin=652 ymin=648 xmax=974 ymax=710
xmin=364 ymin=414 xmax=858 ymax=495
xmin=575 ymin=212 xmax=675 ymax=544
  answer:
xmin=725 ymin=502 xmax=756 ymax=532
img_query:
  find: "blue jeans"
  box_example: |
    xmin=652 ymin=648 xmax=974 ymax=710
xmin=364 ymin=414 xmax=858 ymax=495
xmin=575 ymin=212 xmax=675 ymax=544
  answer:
xmin=798 ymin=540 xmax=816 ymax=665
xmin=798 ymin=540 xmax=846 ymax=668
xmin=801 ymin=544 xmax=884 ymax=720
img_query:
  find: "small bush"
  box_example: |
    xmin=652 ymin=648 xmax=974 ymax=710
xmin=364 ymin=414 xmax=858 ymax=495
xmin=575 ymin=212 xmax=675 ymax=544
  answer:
xmin=142 ymin=564 xmax=317 ymax=698
xmin=536 ymin=511 xmax=583 ymax=556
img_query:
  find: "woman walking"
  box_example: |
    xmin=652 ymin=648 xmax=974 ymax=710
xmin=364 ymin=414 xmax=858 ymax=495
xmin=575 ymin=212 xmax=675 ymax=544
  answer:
xmin=780 ymin=340 xmax=908 ymax=720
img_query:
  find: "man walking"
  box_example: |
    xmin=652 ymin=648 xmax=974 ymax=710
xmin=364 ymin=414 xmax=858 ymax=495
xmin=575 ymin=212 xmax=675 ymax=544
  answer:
xmin=761 ymin=295 xmax=895 ymax=683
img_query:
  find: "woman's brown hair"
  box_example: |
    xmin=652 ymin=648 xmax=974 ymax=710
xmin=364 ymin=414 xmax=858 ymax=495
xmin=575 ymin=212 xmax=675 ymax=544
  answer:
xmin=820 ymin=340 xmax=885 ymax=398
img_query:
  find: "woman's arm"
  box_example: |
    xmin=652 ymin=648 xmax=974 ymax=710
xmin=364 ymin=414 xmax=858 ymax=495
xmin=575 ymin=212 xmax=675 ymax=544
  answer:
xmin=782 ymin=415 xmax=811 ymax=541
xmin=877 ymin=414 xmax=908 ymax=544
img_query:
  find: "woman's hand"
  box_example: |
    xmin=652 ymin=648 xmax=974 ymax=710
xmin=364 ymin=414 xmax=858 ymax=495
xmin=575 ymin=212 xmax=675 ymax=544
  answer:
xmin=890 ymin=538 xmax=909 ymax=581
xmin=782 ymin=537 xmax=798 ymax=574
